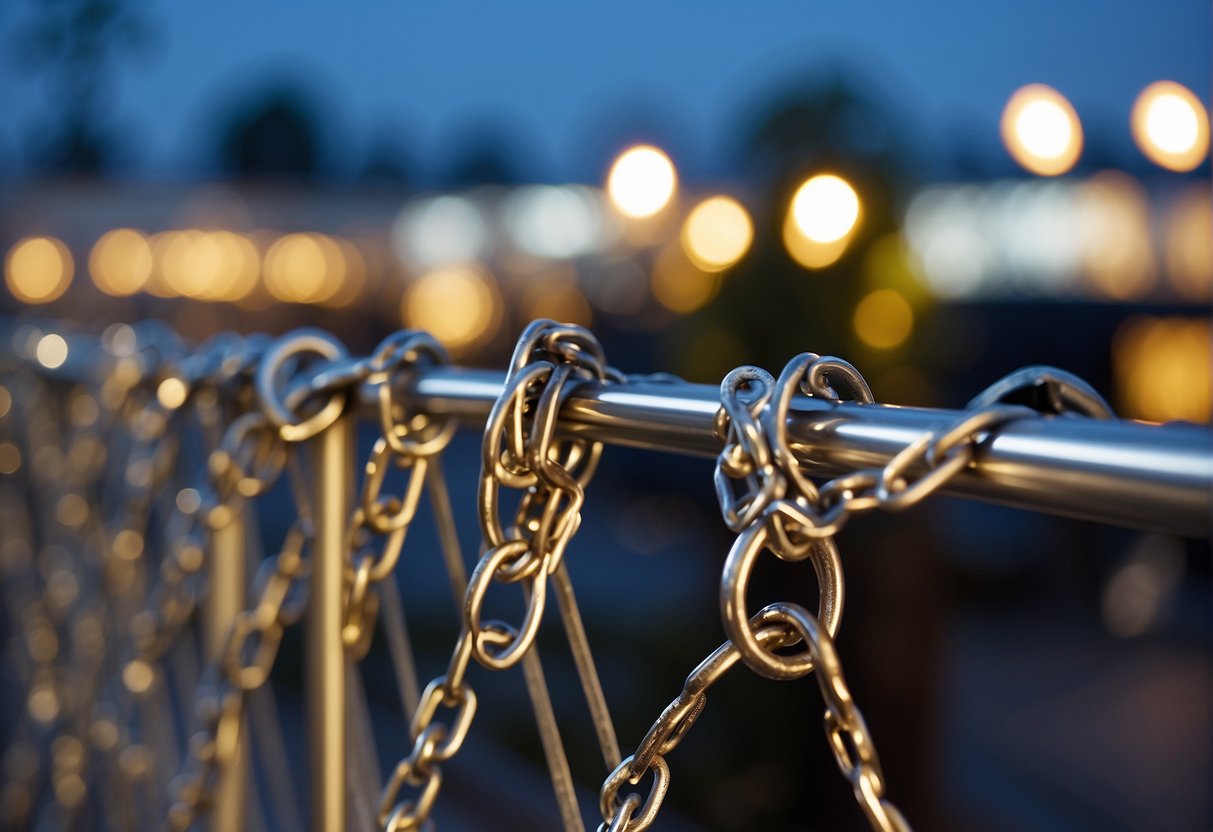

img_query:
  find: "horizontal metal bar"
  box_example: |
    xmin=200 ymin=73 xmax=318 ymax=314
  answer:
xmin=389 ymin=368 xmax=1212 ymax=539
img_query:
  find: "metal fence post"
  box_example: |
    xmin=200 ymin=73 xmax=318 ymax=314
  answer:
xmin=309 ymin=411 xmax=352 ymax=832
xmin=206 ymin=510 xmax=247 ymax=831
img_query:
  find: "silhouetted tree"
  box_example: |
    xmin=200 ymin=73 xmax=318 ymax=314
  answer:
xmin=440 ymin=124 xmax=529 ymax=188
xmin=217 ymin=89 xmax=323 ymax=180
xmin=10 ymin=0 xmax=153 ymax=175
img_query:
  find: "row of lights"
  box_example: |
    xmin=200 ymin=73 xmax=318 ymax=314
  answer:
xmin=905 ymin=176 xmax=1210 ymax=301
xmin=5 ymin=152 xmax=865 ymax=310
xmin=4 ymin=229 xmax=368 ymax=308
xmin=1003 ymin=80 xmax=1209 ymax=176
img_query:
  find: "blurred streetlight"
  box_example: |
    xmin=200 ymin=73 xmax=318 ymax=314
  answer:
xmin=1131 ymin=81 xmax=1209 ymax=172
xmin=853 ymin=288 xmax=913 ymax=349
xmin=1001 ymin=84 xmax=1083 ymax=176
xmin=606 ymin=145 xmax=677 ymax=218
xmin=35 ymin=333 xmax=68 ymax=369
xmin=783 ymin=174 xmax=860 ymax=269
xmin=264 ymin=233 xmax=344 ymax=304
xmin=652 ymin=241 xmax=721 ymax=314
xmin=403 ymin=265 xmax=500 ymax=353
xmin=5 ymin=237 xmax=73 ymax=304
xmin=680 ymin=196 xmax=753 ymax=271
xmin=90 ymin=229 xmax=153 ymax=296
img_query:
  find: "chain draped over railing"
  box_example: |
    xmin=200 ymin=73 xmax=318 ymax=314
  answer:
xmin=0 ymin=315 xmax=1203 ymax=832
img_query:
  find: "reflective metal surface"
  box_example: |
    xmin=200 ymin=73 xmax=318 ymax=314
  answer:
xmin=396 ymin=368 xmax=1212 ymax=538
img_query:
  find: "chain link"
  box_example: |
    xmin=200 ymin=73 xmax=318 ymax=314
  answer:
xmin=380 ymin=319 xmax=617 ymax=831
xmin=3 ymin=320 xmax=1118 ymax=832
xmin=341 ymin=332 xmax=455 ymax=658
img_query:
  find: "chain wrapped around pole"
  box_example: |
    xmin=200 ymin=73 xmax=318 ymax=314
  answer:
xmin=1 ymin=316 xmax=1203 ymax=832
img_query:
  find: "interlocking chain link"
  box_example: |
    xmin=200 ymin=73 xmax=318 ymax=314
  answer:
xmin=341 ymin=331 xmax=455 ymax=658
xmin=167 ymin=326 xmax=401 ymax=829
xmin=380 ymin=319 xmax=618 ymax=832
xmin=598 ymin=600 xmax=910 ymax=832
xmin=603 ymin=356 xmax=1112 ymax=831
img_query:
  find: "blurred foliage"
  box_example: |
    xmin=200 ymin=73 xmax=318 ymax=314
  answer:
xmin=10 ymin=0 xmax=154 ymax=174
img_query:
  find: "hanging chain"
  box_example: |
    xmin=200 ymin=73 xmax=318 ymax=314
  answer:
xmin=341 ymin=331 xmax=455 ymax=658
xmin=167 ymin=327 xmax=384 ymax=829
xmin=603 ymin=355 xmax=1112 ymax=831
xmin=379 ymin=319 xmax=618 ymax=832
xmin=4 ymin=317 xmax=1118 ymax=832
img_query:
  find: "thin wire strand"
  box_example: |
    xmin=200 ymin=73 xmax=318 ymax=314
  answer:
xmin=378 ymin=575 xmax=421 ymax=719
xmin=550 ymin=561 xmax=621 ymax=771
xmin=426 ymin=455 xmax=469 ymax=605
xmin=520 ymin=639 xmax=586 ymax=832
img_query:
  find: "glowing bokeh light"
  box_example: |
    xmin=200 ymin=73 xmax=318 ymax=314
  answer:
xmin=519 ymin=279 xmax=593 ymax=327
xmin=264 ymin=233 xmax=345 ymax=304
xmin=782 ymin=211 xmax=851 ymax=270
xmin=680 ymin=196 xmax=753 ymax=271
xmin=35 ymin=333 xmax=69 ymax=369
xmin=5 ymin=237 xmax=73 ymax=304
xmin=606 ymin=145 xmax=677 ymax=219
xmin=853 ymin=289 xmax=914 ymax=350
xmin=504 ymin=186 xmax=604 ymax=259
xmin=392 ymin=196 xmax=488 ymax=269
xmin=1131 ymin=81 xmax=1209 ymax=172
xmin=403 ymin=266 xmax=500 ymax=352
xmin=89 ymin=229 xmax=153 ymax=296
xmin=651 ymin=242 xmax=722 ymax=314
xmin=1076 ymin=172 xmax=1155 ymax=301
xmin=153 ymin=230 xmax=259 ymax=301
xmin=791 ymin=174 xmax=861 ymax=245
xmin=1001 ymin=84 xmax=1083 ymax=176
xmin=1164 ymin=186 xmax=1212 ymax=301
xmin=319 ymin=239 xmax=366 ymax=308
xmin=1113 ymin=316 xmax=1211 ymax=422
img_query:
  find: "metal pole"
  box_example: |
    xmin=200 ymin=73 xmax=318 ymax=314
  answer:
xmin=388 ymin=368 xmax=1212 ymax=538
xmin=206 ymin=513 xmax=246 ymax=832
xmin=309 ymin=412 xmax=351 ymax=832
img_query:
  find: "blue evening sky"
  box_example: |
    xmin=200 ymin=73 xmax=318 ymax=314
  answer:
xmin=1 ymin=0 xmax=1208 ymax=181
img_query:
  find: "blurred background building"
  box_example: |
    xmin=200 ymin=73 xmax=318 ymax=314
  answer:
xmin=0 ymin=1 xmax=1209 ymax=830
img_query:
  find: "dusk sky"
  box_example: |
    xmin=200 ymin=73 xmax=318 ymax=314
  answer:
xmin=1 ymin=0 xmax=1209 ymax=181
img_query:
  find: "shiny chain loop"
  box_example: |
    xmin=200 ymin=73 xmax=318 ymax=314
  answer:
xmin=379 ymin=320 xmax=617 ymax=831
xmin=341 ymin=332 xmax=456 ymax=657
xmin=470 ymin=318 xmax=613 ymax=669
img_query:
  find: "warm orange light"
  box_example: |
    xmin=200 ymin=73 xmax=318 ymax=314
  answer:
xmin=782 ymin=213 xmax=850 ymax=270
xmin=153 ymin=230 xmax=259 ymax=301
xmin=651 ymin=242 xmax=722 ymax=314
xmin=1001 ymin=84 xmax=1083 ymax=176
xmin=791 ymin=175 xmax=861 ymax=243
xmin=1164 ymin=186 xmax=1212 ymax=301
xmin=403 ymin=266 xmax=500 ymax=352
xmin=1132 ymin=82 xmax=1209 ymax=172
xmin=853 ymin=289 xmax=914 ymax=350
xmin=1077 ymin=172 xmax=1156 ymax=301
xmin=264 ymin=233 xmax=345 ymax=304
xmin=319 ymin=239 xmax=366 ymax=309
xmin=607 ymin=145 xmax=677 ymax=219
xmin=1113 ymin=316 xmax=1211 ymax=422
xmin=519 ymin=279 xmax=593 ymax=327
xmin=680 ymin=196 xmax=753 ymax=271
xmin=5 ymin=237 xmax=73 ymax=304
xmin=89 ymin=229 xmax=153 ymax=296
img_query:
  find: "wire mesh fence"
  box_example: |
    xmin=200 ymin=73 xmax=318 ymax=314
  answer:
xmin=0 ymin=317 xmax=1208 ymax=831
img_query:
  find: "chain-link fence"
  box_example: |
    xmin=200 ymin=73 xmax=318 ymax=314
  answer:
xmin=0 ymin=317 xmax=1208 ymax=831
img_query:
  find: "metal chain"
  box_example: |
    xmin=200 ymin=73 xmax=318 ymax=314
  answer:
xmin=603 ymin=356 xmax=1111 ymax=831
xmin=167 ymin=327 xmax=377 ymax=829
xmin=341 ymin=331 xmax=455 ymax=659
xmin=166 ymin=520 xmax=310 ymax=829
xmin=598 ymin=601 xmax=909 ymax=832
xmin=379 ymin=319 xmax=618 ymax=832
